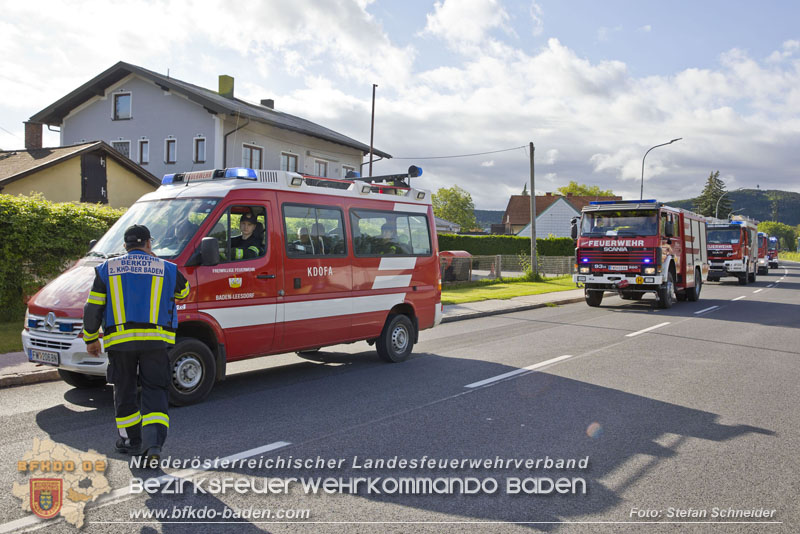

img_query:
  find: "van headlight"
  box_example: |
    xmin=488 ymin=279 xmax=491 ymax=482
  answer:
xmin=579 ymin=266 xmax=590 ymax=274
xmin=644 ymin=267 xmax=656 ymax=275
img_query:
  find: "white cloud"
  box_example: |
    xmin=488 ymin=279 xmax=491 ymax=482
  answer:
xmin=423 ymin=0 xmax=514 ymax=52
xmin=638 ymin=25 xmax=652 ymax=33
xmin=597 ymin=25 xmax=623 ymax=42
xmin=481 ymin=160 xmax=495 ymax=167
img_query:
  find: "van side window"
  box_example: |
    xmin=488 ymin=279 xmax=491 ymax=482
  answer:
xmin=207 ymin=205 xmax=267 ymax=262
xmin=350 ymin=209 xmax=432 ymax=257
xmin=283 ymin=204 xmax=346 ymax=257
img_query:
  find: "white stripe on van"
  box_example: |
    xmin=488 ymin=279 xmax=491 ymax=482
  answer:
xmin=379 ymin=257 xmax=417 ymax=270
xmin=200 ymin=293 xmax=406 ymax=329
xmin=372 ymin=275 xmax=413 ymax=290
xmin=393 ymin=203 xmax=429 ymax=213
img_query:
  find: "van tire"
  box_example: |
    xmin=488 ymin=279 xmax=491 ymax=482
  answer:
xmin=58 ymin=369 xmax=106 ymax=389
xmin=376 ymin=314 xmax=414 ymax=363
xmin=168 ymin=338 xmax=216 ymax=406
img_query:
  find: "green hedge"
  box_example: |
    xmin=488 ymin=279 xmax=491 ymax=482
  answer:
xmin=438 ymin=234 xmax=575 ymax=256
xmin=0 ymin=194 xmax=125 ymax=321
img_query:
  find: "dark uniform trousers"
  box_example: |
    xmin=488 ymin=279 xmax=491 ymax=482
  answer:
xmin=108 ymin=347 xmax=170 ymax=449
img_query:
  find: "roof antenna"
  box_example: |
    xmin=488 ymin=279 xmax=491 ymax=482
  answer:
xmin=167 ymin=68 xmax=170 ymax=79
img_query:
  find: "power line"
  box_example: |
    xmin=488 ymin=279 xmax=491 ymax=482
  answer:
xmin=391 ymin=145 xmax=527 ymax=160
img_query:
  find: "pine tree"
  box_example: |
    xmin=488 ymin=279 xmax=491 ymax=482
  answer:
xmin=693 ymin=171 xmax=730 ymax=218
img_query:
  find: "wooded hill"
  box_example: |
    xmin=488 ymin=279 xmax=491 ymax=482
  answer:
xmin=668 ymin=189 xmax=800 ymax=225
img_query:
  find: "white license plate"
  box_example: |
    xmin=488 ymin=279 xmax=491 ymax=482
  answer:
xmin=30 ymin=349 xmax=59 ymax=366
xmin=608 ymin=265 xmax=629 ymax=271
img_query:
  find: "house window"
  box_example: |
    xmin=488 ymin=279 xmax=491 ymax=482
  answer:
xmin=281 ymin=152 xmax=298 ymax=172
xmin=113 ymin=93 xmax=131 ymax=120
xmin=112 ymin=140 xmax=130 ymax=158
xmin=242 ymin=144 xmax=262 ymax=169
xmin=194 ymin=137 xmax=206 ymax=163
xmin=342 ymin=165 xmax=355 ymax=178
xmin=165 ymin=138 xmax=177 ymax=164
xmin=138 ymin=140 xmax=149 ymax=164
xmin=314 ymin=160 xmax=328 ymax=177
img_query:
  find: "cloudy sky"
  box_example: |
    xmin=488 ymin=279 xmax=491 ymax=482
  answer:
xmin=2 ymin=0 xmax=799 ymax=209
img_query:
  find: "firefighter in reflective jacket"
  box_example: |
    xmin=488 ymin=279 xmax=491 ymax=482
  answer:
xmin=82 ymin=224 xmax=190 ymax=463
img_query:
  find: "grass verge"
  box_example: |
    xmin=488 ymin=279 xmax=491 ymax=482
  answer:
xmin=0 ymin=321 xmax=24 ymax=354
xmin=442 ymin=275 xmax=577 ymax=305
xmin=778 ymin=252 xmax=800 ymax=262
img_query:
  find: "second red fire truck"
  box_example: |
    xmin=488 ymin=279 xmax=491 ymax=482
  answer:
xmin=706 ymin=216 xmax=759 ymax=284
xmin=573 ymin=199 xmax=708 ymax=308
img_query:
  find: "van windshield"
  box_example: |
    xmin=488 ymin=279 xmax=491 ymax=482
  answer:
xmin=89 ymin=198 xmax=220 ymax=259
xmin=580 ymin=210 xmax=658 ymax=237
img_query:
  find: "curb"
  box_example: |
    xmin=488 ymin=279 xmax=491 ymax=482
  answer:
xmin=441 ymin=296 xmax=585 ymax=323
xmin=0 ymin=369 xmax=60 ymax=389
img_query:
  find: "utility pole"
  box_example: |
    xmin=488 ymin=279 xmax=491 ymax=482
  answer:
xmin=529 ymin=142 xmax=537 ymax=277
xmin=369 ymin=84 xmax=377 ymax=177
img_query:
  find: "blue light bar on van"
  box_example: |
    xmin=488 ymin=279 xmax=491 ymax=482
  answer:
xmin=224 ymin=167 xmax=257 ymax=180
xmin=769 ymin=236 xmax=778 ymax=242
xmin=731 ymin=221 xmax=743 ymax=225
xmin=161 ymin=168 xmax=257 ymax=185
xmin=589 ymin=199 xmax=657 ymax=205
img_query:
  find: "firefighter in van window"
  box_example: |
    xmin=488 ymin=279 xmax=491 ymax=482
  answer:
xmin=82 ymin=224 xmax=190 ymax=464
xmin=379 ymin=223 xmax=410 ymax=255
xmin=231 ymin=210 xmax=264 ymax=260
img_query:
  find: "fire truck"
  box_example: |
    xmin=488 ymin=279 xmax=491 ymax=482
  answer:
xmin=22 ymin=166 xmax=441 ymax=405
xmin=757 ymin=232 xmax=769 ymax=275
xmin=767 ymin=236 xmax=779 ymax=268
xmin=706 ymin=215 xmax=758 ymax=284
xmin=572 ymin=199 xmax=708 ymax=308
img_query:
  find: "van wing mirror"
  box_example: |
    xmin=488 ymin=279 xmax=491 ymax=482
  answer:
xmin=664 ymin=221 xmax=674 ymax=238
xmin=570 ymin=217 xmax=579 ymax=240
xmin=200 ymin=236 xmax=221 ymax=266
xmin=89 ymin=239 xmax=97 ymax=250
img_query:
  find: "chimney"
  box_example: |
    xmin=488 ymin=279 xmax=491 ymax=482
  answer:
xmin=261 ymin=99 xmax=274 ymax=109
xmin=567 ymin=192 xmax=573 ymax=197
xmin=218 ymin=75 xmax=234 ymax=99
xmin=546 ymin=192 xmax=551 ymax=196
xmin=24 ymin=121 xmax=43 ymax=150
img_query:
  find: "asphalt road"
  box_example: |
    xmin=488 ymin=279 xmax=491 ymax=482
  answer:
xmin=1 ymin=264 xmax=798 ymax=533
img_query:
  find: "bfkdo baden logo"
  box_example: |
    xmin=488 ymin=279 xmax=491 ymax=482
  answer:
xmin=30 ymin=478 xmax=63 ymax=519
xmin=12 ymin=438 xmax=111 ymax=528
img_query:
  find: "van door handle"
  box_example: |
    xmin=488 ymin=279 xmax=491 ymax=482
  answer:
xmin=257 ymin=274 xmax=276 ymax=279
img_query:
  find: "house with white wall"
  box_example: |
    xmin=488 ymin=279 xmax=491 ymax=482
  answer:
xmin=27 ymin=61 xmax=390 ymax=181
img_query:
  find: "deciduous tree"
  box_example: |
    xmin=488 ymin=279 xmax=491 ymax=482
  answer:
xmin=432 ymin=186 xmax=477 ymax=231
xmin=557 ymin=181 xmax=614 ymax=197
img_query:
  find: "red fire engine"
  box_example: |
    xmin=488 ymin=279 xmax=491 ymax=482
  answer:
xmin=767 ymin=236 xmax=779 ymax=269
xmin=573 ymin=199 xmax=708 ymax=308
xmin=23 ymin=167 xmax=441 ymax=405
xmin=706 ymin=215 xmax=758 ymax=284
xmin=757 ymin=232 xmax=769 ymax=275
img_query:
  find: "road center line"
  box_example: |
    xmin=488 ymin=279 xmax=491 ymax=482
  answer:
xmin=464 ymin=355 xmax=573 ymax=388
xmin=625 ymin=322 xmax=670 ymax=337
xmin=753 ymin=289 xmax=763 ymax=293
xmin=732 ymin=296 xmax=746 ymax=301
xmin=694 ymin=306 xmax=719 ymax=315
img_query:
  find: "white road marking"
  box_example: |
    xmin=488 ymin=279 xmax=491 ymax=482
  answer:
xmin=694 ymin=306 xmax=719 ymax=315
xmin=625 ymin=322 xmax=670 ymax=337
xmin=767 ymin=284 xmax=775 ymax=288
xmin=464 ymin=355 xmax=573 ymax=388
xmin=753 ymin=289 xmax=763 ymax=293
xmin=732 ymin=296 xmax=746 ymax=301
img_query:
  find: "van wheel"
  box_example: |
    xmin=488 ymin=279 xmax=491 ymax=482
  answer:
xmin=376 ymin=314 xmax=414 ymax=363
xmin=58 ymin=369 xmax=106 ymax=389
xmin=687 ymin=269 xmax=702 ymax=301
xmin=168 ymin=339 xmax=216 ymax=406
xmin=738 ymin=275 xmax=748 ymax=285
xmin=657 ymin=272 xmax=676 ymax=309
xmin=585 ymin=290 xmax=603 ymax=307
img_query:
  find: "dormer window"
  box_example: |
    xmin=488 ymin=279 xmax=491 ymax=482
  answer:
xmin=113 ymin=93 xmax=131 ymax=120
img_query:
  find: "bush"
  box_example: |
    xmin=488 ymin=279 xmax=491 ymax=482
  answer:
xmin=0 ymin=194 xmax=125 ymax=321
xmin=438 ymin=234 xmax=574 ymax=256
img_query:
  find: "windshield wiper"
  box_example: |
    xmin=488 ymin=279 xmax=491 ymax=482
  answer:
xmin=86 ymin=251 xmax=107 ymax=259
